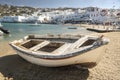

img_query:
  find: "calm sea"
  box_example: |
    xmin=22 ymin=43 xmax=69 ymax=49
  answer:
xmin=0 ymin=23 xmax=93 ymax=43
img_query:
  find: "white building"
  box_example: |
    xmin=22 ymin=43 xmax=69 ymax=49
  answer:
xmin=81 ymin=7 xmax=119 ymax=24
xmin=1 ymin=7 xmax=119 ymax=24
xmin=2 ymin=16 xmax=26 ymax=22
xmin=24 ymin=16 xmax=38 ymax=23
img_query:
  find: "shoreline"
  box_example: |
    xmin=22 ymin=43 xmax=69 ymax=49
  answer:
xmin=64 ymin=23 xmax=116 ymax=29
xmin=0 ymin=24 xmax=120 ymax=80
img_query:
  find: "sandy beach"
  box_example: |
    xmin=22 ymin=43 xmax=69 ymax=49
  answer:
xmin=0 ymin=31 xmax=120 ymax=80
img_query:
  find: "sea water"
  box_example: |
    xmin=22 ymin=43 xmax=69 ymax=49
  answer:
xmin=0 ymin=23 xmax=93 ymax=42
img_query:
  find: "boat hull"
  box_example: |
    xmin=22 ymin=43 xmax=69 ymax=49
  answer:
xmin=13 ymin=45 xmax=106 ymax=68
xmin=87 ymin=28 xmax=114 ymax=33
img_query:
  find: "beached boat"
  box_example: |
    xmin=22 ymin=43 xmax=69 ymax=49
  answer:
xmin=87 ymin=28 xmax=114 ymax=33
xmin=10 ymin=34 xmax=109 ymax=68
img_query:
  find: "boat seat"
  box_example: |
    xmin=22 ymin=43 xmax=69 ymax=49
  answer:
xmin=30 ymin=40 xmax=50 ymax=51
xmin=66 ymin=36 xmax=88 ymax=50
xmin=20 ymin=40 xmax=31 ymax=46
xmin=52 ymin=43 xmax=72 ymax=54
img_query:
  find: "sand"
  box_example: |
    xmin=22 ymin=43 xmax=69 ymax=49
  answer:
xmin=0 ymin=31 xmax=120 ymax=80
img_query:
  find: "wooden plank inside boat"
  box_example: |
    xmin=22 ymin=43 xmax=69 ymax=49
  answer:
xmin=38 ymin=42 xmax=65 ymax=52
xmin=21 ymin=40 xmax=44 ymax=49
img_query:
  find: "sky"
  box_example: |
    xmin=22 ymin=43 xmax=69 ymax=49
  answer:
xmin=0 ymin=0 xmax=120 ymax=8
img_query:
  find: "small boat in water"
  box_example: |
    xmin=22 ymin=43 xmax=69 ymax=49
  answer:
xmin=87 ymin=28 xmax=114 ymax=33
xmin=0 ymin=23 xmax=10 ymax=34
xmin=10 ymin=34 xmax=109 ymax=68
xmin=0 ymin=27 xmax=10 ymax=34
xmin=68 ymin=27 xmax=77 ymax=29
xmin=0 ymin=23 xmax=3 ymax=36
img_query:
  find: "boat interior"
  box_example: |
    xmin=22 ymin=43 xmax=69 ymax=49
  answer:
xmin=27 ymin=35 xmax=82 ymax=43
xmin=14 ymin=36 xmax=98 ymax=54
xmin=38 ymin=42 xmax=65 ymax=52
xmin=80 ymin=39 xmax=95 ymax=47
xmin=21 ymin=40 xmax=44 ymax=49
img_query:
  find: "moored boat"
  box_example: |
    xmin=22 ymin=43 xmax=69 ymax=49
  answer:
xmin=87 ymin=28 xmax=114 ymax=33
xmin=0 ymin=27 xmax=10 ymax=34
xmin=68 ymin=27 xmax=77 ymax=29
xmin=0 ymin=30 xmax=3 ymax=36
xmin=10 ymin=34 xmax=109 ymax=68
xmin=0 ymin=23 xmax=4 ymax=36
xmin=0 ymin=23 xmax=10 ymax=34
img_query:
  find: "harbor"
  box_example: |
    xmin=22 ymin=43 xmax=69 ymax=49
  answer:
xmin=0 ymin=8 xmax=120 ymax=79
xmin=0 ymin=11 xmax=120 ymax=79
xmin=0 ymin=30 xmax=120 ymax=80
xmin=0 ymin=0 xmax=120 ymax=80
xmin=0 ymin=22 xmax=120 ymax=80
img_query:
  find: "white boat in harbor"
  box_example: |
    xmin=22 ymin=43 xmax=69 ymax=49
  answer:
xmin=10 ymin=34 xmax=109 ymax=68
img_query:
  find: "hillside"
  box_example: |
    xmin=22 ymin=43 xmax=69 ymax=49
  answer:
xmin=0 ymin=4 xmax=38 ymax=17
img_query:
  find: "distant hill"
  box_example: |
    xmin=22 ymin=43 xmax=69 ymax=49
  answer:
xmin=0 ymin=4 xmax=38 ymax=17
xmin=1 ymin=4 xmax=118 ymax=18
xmin=0 ymin=4 xmax=80 ymax=18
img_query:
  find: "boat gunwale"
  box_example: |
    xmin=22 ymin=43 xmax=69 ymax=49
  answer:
xmin=10 ymin=41 xmax=107 ymax=60
xmin=9 ymin=35 xmax=109 ymax=59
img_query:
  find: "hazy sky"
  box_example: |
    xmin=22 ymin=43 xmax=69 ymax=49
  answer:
xmin=0 ymin=0 xmax=120 ymax=8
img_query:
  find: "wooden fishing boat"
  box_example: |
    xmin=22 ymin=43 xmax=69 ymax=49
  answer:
xmin=10 ymin=34 xmax=109 ymax=68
